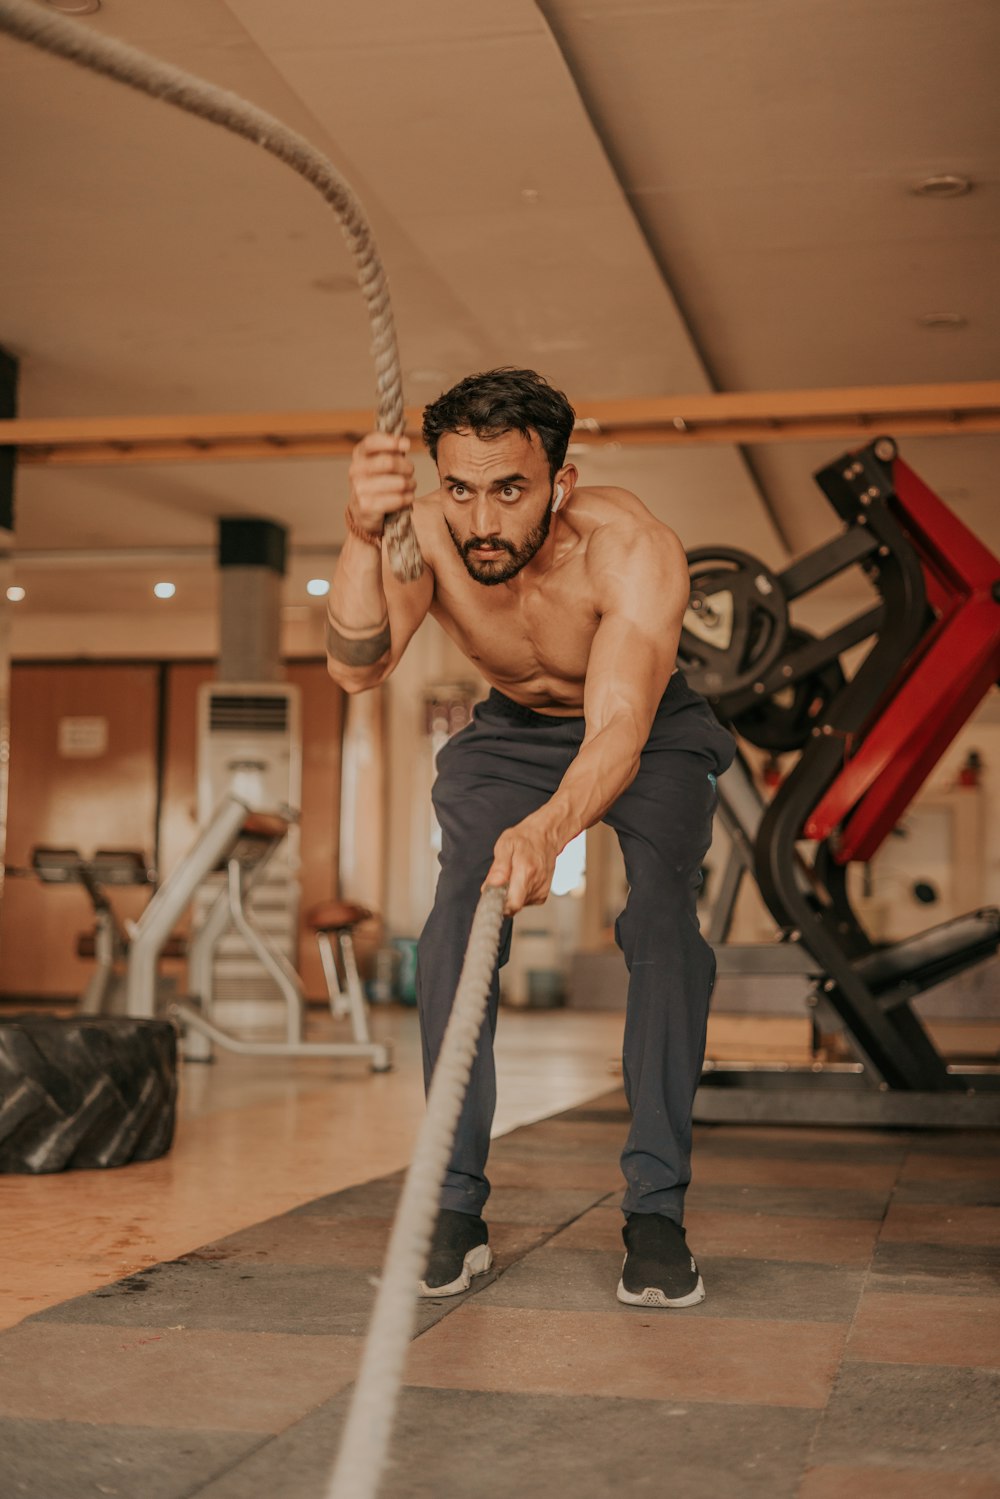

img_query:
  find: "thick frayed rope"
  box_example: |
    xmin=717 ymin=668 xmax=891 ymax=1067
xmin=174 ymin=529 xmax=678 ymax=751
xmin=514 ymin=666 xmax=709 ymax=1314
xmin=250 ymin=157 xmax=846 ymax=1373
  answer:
xmin=327 ymin=885 xmax=508 ymax=1499
xmin=0 ymin=0 xmax=423 ymax=582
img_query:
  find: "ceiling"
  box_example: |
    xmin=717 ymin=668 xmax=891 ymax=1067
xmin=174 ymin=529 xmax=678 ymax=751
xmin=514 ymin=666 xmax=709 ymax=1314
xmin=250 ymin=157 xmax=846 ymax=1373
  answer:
xmin=0 ymin=0 xmax=996 ymax=635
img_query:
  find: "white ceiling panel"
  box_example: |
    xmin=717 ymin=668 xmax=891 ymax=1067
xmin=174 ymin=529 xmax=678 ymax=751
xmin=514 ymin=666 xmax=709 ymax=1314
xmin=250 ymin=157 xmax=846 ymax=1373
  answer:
xmin=538 ymin=0 xmax=1000 ymax=549
xmin=224 ymin=0 xmax=729 ymax=398
xmin=633 ymin=199 xmax=999 ymax=389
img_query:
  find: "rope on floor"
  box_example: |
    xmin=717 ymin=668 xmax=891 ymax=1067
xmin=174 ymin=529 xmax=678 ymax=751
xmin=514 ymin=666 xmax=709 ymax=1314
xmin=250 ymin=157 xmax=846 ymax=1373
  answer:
xmin=327 ymin=885 xmax=507 ymax=1499
xmin=0 ymin=0 xmax=423 ymax=583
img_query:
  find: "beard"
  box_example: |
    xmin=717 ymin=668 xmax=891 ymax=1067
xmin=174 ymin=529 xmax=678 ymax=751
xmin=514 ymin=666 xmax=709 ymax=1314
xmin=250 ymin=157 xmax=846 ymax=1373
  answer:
xmin=445 ymin=497 xmax=554 ymax=586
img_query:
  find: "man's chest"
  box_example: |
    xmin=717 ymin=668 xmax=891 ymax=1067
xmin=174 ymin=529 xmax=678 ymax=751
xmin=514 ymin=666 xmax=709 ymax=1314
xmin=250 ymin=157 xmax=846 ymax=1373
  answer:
xmin=431 ymin=573 xmax=600 ymax=681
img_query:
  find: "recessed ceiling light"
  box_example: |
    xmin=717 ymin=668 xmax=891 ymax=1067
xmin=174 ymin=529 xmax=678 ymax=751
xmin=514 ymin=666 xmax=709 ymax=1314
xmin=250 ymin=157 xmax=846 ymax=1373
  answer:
xmin=917 ymin=312 xmax=968 ymax=329
xmin=45 ymin=0 xmax=102 ymax=13
xmin=911 ymin=173 xmax=972 ymax=198
xmin=306 ymin=578 xmax=330 ymax=597
xmin=6 ymin=586 xmax=25 ymax=603
xmin=153 ymin=581 xmax=176 ymax=599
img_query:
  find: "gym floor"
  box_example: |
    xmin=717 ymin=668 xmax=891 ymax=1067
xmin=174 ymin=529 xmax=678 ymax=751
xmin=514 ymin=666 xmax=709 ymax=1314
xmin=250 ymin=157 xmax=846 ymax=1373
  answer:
xmin=2 ymin=1005 xmax=999 ymax=1497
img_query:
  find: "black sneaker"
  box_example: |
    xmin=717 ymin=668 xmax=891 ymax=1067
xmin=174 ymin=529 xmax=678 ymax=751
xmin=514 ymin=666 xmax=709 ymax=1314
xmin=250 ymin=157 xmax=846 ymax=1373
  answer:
xmin=417 ymin=1209 xmax=493 ymax=1298
xmin=617 ymin=1213 xmax=705 ymax=1308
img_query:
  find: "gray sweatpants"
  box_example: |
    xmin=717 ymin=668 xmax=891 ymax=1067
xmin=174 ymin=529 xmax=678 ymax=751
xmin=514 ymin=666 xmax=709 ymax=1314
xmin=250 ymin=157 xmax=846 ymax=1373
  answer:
xmin=416 ymin=672 xmax=736 ymax=1224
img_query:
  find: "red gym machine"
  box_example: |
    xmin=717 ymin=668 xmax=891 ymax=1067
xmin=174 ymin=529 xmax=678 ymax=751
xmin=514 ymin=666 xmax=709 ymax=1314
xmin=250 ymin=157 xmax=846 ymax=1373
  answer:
xmin=680 ymin=437 xmax=1000 ymax=1125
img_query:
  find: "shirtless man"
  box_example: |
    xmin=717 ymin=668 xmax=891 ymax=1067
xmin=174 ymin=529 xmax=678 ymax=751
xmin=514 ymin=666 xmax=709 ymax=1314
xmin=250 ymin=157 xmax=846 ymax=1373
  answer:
xmin=326 ymin=368 xmax=734 ymax=1308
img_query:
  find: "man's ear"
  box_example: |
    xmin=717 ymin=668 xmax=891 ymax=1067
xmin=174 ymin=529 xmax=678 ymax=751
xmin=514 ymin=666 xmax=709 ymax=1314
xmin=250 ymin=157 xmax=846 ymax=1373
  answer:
xmin=553 ymin=464 xmax=578 ymax=510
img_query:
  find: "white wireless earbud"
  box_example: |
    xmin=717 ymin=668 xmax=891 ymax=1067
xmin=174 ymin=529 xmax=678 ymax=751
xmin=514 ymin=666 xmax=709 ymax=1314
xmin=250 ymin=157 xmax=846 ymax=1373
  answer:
xmin=553 ymin=483 xmax=565 ymax=511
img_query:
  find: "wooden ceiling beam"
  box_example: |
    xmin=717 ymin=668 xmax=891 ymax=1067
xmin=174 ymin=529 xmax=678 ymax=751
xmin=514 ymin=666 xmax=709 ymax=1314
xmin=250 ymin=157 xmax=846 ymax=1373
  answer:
xmin=2 ymin=381 xmax=998 ymax=466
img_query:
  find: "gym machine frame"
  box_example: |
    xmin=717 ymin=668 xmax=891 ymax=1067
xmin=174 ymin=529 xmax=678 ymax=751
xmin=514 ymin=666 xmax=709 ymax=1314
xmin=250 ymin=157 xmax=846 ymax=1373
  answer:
xmin=682 ymin=438 xmax=1000 ymax=1126
xmin=122 ymin=794 xmax=391 ymax=1072
xmin=172 ymin=803 xmax=388 ymax=1071
xmin=10 ymin=847 xmax=154 ymax=1015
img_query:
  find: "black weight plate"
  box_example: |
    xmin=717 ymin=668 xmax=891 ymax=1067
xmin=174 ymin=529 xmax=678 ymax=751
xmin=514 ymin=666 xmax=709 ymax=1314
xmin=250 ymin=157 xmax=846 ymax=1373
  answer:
xmin=679 ymin=547 xmax=790 ymax=698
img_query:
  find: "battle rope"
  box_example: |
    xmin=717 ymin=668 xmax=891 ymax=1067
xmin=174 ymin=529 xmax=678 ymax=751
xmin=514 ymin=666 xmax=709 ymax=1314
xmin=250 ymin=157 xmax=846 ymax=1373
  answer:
xmin=0 ymin=0 xmax=423 ymax=582
xmin=328 ymin=884 xmax=507 ymax=1499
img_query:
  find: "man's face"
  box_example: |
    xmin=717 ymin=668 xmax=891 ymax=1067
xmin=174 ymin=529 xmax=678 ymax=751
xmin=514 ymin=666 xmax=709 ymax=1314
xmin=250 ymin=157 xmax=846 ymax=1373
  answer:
xmin=437 ymin=428 xmax=555 ymax=586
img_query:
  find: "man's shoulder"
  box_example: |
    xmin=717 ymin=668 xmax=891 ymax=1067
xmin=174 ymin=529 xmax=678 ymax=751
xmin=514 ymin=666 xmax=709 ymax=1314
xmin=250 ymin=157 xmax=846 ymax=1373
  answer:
xmin=573 ymin=488 xmax=687 ymax=609
xmin=575 ymin=482 xmax=645 ymax=513
xmin=574 ymin=485 xmax=682 ymax=554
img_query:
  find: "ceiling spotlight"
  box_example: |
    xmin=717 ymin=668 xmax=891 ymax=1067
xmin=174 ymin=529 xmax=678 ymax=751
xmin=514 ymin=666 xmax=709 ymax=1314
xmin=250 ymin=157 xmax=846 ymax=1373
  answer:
xmin=917 ymin=312 xmax=968 ymax=329
xmin=306 ymin=578 xmax=330 ymax=597
xmin=911 ymin=174 xmax=971 ymax=198
xmin=45 ymin=0 xmax=102 ymax=13
xmin=6 ymin=586 xmax=25 ymax=603
xmin=153 ymin=581 xmax=176 ymax=599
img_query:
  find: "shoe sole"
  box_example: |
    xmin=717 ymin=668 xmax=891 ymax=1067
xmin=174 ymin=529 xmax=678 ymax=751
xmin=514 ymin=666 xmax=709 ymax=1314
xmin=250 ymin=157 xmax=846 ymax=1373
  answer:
xmin=417 ymin=1242 xmax=494 ymax=1299
xmin=616 ymin=1254 xmax=706 ymax=1308
xmin=616 ymin=1276 xmax=705 ymax=1308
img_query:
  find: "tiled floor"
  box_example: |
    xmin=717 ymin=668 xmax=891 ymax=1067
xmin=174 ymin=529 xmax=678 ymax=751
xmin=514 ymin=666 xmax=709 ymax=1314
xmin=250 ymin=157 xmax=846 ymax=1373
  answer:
xmin=0 ymin=1005 xmax=626 ymax=1327
xmin=0 ymin=1005 xmax=818 ymax=1328
xmin=3 ymin=1081 xmax=999 ymax=1498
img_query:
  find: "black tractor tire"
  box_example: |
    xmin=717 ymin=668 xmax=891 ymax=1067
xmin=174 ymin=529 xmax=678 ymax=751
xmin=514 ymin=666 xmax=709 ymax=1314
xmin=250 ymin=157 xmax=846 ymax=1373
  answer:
xmin=0 ymin=1015 xmax=177 ymax=1174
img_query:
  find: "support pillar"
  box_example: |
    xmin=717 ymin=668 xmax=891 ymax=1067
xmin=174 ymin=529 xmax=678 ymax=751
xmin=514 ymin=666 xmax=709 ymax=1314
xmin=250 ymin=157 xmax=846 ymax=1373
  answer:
xmin=217 ymin=518 xmax=286 ymax=682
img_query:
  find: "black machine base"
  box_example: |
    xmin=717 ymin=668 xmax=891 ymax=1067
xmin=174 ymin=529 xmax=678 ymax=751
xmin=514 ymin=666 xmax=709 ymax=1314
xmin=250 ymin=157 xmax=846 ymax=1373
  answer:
xmin=695 ymin=1065 xmax=1000 ymax=1128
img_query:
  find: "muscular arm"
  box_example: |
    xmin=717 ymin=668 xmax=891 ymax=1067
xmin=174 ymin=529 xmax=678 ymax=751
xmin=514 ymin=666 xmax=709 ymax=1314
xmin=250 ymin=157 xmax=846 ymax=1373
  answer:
xmin=326 ymin=435 xmax=434 ymax=692
xmin=487 ymin=518 xmax=689 ymax=910
xmin=325 ymin=535 xmax=432 ymax=690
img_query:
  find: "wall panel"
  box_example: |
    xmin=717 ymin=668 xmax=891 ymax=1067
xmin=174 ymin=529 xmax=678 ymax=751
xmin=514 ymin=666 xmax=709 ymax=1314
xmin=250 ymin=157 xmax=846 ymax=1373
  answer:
xmin=0 ymin=659 xmax=347 ymax=1004
xmin=0 ymin=664 xmax=160 ymax=997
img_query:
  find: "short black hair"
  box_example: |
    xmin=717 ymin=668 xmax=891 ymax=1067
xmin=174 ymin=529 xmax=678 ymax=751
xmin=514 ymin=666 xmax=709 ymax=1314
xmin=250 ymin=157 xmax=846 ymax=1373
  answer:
xmin=421 ymin=368 xmax=576 ymax=480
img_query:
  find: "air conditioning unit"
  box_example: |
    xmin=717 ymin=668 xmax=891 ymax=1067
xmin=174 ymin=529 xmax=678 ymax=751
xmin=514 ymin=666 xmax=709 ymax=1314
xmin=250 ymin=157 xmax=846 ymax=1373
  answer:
xmin=194 ymin=681 xmax=303 ymax=1030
